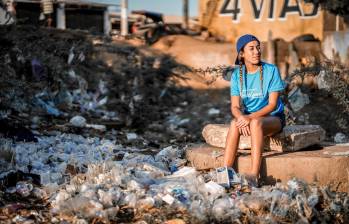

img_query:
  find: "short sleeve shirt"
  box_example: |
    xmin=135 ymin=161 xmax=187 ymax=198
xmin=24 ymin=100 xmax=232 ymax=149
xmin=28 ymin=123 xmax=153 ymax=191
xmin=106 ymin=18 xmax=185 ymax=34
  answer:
xmin=230 ymin=62 xmax=284 ymax=115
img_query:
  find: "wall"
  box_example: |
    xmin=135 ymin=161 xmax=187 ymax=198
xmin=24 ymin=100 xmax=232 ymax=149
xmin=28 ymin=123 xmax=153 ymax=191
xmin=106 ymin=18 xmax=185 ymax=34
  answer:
xmin=323 ymin=31 xmax=349 ymax=64
xmin=15 ymin=3 xmax=104 ymax=33
xmin=199 ymin=0 xmax=325 ymax=42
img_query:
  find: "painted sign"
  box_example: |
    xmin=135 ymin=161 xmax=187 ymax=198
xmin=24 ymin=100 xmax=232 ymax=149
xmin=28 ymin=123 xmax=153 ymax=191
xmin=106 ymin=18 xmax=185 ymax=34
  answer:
xmin=220 ymin=0 xmax=319 ymax=22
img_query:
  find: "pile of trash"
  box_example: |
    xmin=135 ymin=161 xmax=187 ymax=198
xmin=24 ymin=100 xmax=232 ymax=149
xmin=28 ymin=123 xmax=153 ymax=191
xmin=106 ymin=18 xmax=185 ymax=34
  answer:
xmin=0 ymin=133 xmax=348 ymax=223
xmin=0 ymin=25 xmax=191 ymax=139
xmin=284 ymin=60 xmax=349 ymax=141
xmin=40 ymin=164 xmax=349 ymax=223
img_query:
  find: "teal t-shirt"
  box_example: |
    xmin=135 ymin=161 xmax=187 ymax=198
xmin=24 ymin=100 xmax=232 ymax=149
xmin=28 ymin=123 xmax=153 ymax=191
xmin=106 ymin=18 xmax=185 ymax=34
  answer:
xmin=230 ymin=62 xmax=284 ymax=115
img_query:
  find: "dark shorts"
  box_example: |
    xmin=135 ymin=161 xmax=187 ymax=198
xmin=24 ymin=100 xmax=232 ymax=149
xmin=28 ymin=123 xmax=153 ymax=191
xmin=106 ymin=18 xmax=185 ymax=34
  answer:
xmin=273 ymin=112 xmax=286 ymax=132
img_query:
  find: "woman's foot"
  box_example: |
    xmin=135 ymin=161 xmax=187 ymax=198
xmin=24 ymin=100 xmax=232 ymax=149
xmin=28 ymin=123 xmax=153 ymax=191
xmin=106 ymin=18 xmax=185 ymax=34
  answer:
xmin=242 ymin=174 xmax=259 ymax=188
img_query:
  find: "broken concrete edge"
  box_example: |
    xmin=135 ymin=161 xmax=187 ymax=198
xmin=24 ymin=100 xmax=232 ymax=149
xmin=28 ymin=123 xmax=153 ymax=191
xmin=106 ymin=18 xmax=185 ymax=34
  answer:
xmin=202 ymin=124 xmax=326 ymax=152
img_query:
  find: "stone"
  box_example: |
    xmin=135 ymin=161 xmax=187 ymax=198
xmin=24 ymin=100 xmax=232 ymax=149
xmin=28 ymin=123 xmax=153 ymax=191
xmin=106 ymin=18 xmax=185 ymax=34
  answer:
xmin=185 ymin=144 xmax=349 ymax=192
xmin=202 ymin=124 xmax=325 ymax=152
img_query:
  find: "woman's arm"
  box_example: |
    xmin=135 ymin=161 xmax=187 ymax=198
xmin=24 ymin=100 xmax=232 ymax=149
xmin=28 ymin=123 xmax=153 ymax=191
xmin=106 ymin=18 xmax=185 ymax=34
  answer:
xmin=247 ymin=91 xmax=280 ymax=119
xmin=231 ymin=96 xmax=243 ymax=119
xmin=231 ymin=96 xmax=251 ymax=136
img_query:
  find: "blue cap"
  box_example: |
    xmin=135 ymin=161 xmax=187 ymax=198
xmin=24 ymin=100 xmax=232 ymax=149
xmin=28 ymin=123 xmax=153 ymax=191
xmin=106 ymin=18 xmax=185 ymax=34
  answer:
xmin=235 ymin=34 xmax=260 ymax=65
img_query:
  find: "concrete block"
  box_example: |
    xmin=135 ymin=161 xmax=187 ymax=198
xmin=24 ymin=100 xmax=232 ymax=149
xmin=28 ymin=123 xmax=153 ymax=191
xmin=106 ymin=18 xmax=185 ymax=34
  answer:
xmin=202 ymin=124 xmax=326 ymax=152
xmin=185 ymin=144 xmax=349 ymax=192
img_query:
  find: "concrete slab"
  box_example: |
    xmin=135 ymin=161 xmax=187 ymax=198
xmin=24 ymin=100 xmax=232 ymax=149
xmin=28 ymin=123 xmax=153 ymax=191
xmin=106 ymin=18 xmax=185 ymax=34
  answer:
xmin=185 ymin=144 xmax=349 ymax=192
xmin=202 ymin=124 xmax=326 ymax=152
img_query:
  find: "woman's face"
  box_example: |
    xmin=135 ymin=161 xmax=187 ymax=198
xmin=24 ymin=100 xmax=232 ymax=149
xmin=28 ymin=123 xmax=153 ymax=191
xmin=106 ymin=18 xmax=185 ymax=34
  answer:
xmin=241 ymin=40 xmax=261 ymax=65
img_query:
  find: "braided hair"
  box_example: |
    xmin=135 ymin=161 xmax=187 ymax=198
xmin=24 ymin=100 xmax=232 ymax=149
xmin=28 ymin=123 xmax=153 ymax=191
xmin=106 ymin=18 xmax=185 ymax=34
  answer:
xmin=238 ymin=54 xmax=263 ymax=96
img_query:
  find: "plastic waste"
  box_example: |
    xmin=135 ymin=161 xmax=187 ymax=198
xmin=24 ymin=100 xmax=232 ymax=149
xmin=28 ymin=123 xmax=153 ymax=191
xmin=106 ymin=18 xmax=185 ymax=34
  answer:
xmin=287 ymin=178 xmax=307 ymax=198
xmin=287 ymin=87 xmax=310 ymax=112
xmin=212 ymin=197 xmax=239 ymax=222
xmin=70 ymin=115 xmax=87 ymax=128
xmin=86 ymin=124 xmax=106 ymax=132
xmin=137 ymin=197 xmax=155 ymax=210
xmin=162 ymin=194 xmax=175 ymax=205
xmin=334 ymin=132 xmax=348 ymax=143
xmin=15 ymin=181 xmax=33 ymax=197
xmin=122 ymin=193 xmax=137 ymax=208
xmin=68 ymin=47 xmax=75 ymax=65
xmin=31 ymin=59 xmax=46 ymax=81
xmin=166 ymin=166 xmax=197 ymax=180
xmin=204 ymin=181 xmax=226 ymax=202
xmin=172 ymin=187 xmax=190 ymax=205
xmin=126 ymin=133 xmax=138 ymax=141
xmin=208 ymin=108 xmax=220 ymax=115
xmin=155 ymin=146 xmax=183 ymax=163
xmin=35 ymin=98 xmax=61 ymax=116
xmin=215 ymin=166 xmax=240 ymax=188
xmin=98 ymin=189 xmax=114 ymax=208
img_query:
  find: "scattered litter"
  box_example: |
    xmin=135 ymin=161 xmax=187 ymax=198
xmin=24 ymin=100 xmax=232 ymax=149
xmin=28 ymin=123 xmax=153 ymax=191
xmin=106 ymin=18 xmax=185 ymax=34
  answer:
xmin=208 ymin=108 xmax=220 ymax=116
xmin=86 ymin=124 xmax=106 ymax=132
xmin=126 ymin=133 xmax=138 ymax=141
xmin=334 ymin=132 xmax=348 ymax=143
xmin=288 ymin=87 xmax=310 ymax=112
xmin=69 ymin=115 xmax=87 ymax=128
xmin=216 ymin=167 xmax=240 ymax=188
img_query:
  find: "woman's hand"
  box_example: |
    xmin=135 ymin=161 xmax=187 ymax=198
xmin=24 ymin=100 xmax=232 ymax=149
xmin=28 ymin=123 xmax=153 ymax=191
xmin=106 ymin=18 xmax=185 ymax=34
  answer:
xmin=236 ymin=115 xmax=250 ymax=128
xmin=239 ymin=126 xmax=251 ymax=136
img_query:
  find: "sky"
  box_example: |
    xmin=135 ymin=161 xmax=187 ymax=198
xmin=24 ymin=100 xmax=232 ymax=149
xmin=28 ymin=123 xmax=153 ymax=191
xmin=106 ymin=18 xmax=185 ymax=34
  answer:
xmin=85 ymin=0 xmax=199 ymax=16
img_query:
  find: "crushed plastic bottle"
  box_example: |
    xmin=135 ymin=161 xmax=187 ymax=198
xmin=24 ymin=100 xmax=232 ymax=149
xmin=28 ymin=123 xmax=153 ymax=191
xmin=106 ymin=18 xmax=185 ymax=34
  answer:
xmin=203 ymin=181 xmax=226 ymax=202
xmin=15 ymin=181 xmax=33 ymax=197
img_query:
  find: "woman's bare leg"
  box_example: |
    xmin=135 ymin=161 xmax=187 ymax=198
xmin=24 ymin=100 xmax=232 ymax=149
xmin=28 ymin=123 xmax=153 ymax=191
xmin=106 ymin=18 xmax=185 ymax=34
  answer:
xmin=249 ymin=116 xmax=282 ymax=177
xmin=223 ymin=120 xmax=240 ymax=167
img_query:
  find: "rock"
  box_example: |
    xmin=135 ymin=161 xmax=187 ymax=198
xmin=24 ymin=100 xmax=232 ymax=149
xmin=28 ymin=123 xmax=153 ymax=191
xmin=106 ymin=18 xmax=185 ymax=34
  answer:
xmin=334 ymin=133 xmax=348 ymax=143
xmin=69 ymin=116 xmax=87 ymax=128
xmin=202 ymin=124 xmax=326 ymax=152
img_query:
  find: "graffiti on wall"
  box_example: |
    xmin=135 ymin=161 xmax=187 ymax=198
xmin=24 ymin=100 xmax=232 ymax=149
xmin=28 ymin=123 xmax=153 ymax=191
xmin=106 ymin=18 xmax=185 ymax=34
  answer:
xmin=220 ymin=0 xmax=319 ymax=22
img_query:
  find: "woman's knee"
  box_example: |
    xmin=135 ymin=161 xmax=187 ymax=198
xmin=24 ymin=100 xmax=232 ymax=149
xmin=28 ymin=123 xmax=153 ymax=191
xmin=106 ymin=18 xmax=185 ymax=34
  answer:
xmin=230 ymin=119 xmax=239 ymax=130
xmin=250 ymin=118 xmax=263 ymax=129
